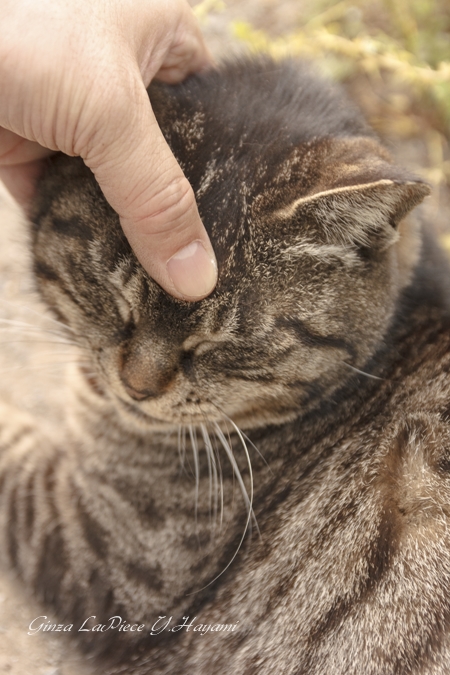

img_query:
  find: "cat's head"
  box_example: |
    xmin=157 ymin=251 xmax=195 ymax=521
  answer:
xmin=31 ymin=58 xmax=429 ymax=430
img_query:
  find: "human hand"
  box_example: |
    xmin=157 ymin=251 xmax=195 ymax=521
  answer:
xmin=0 ymin=0 xmax=217 ymax=300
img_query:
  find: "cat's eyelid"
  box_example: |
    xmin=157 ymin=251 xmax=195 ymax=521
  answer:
xmin=182 ymin=333 xmax=229 ymax=354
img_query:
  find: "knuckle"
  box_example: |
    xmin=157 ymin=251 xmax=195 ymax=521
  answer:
xmin=140 ymin=175 xmax=197 ymax=234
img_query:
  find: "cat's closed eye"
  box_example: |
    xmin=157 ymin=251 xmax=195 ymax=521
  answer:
xmin=182 ymin=334 xmax=230 ymax=356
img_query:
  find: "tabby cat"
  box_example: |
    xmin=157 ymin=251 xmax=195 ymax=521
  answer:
xmin=1 ymin=57 xmax=450 ymax=675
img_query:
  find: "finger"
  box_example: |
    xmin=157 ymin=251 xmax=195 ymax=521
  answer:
xmin=153 ymin=22 xmax=214 ymax=84
xmin=0 ymin=159 xmax=46 ymax=208
xmin=84 ymin=75 xmax=217 ymax=301
xmin=0 ymin=128 xmax=54 ymax=165
xmin=137 ymin=1 xmax=213 ymax=86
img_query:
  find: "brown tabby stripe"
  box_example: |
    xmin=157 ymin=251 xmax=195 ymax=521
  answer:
xmin=37 ymin=271 xmax=84 ymax=312
xmin=24 ymin=472 xmax=36 ymax=535
xmin=51 ymin=215 xmax=93 ymax=240
xmin=111 ymin=476 xmax=165 ymax=524
xmin=35 ymin=525 xmax=68 ymax=605
xmin=125 ymin=560 xmax=164 ymax=592
xmin=33 ymin=259 xmax=61 ymax=283
xmin=87 ymin=567 xmax=115 ymax=617
xmin=276 ymin=316 xmax=357 ymax=360
xmin=305 ymin=508 xmax=397 ymax=651
xmin=75 ymin=493 xmax=109 ymax=560
xmin=42 ymin=457 xmax=60 ymax=521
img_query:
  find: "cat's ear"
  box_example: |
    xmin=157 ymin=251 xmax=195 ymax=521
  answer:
xmin=276 ymin=138 xmax=431 ymax=250
xmin=278 ymin=179 xmax=430 ymax=249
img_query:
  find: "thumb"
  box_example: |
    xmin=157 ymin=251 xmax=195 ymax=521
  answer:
xmin=84 ymin=75 xmax=217 ymax=302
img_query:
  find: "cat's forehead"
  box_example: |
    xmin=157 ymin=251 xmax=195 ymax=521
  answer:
xmin=171 ymin=110 xmax=205 ymax=152
xmin=106 ymin=252 xmax=246 ymax=332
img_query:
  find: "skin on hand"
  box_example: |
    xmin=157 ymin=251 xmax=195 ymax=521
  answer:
xmin=0 ymin=0 xmax=218 ymax=301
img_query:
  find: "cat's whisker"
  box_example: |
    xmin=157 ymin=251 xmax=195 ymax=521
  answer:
xmin=200 ymin=422 xmax=221 ymax=533
xmin=181 ymin=425 xmax=187 ymax=471
xmin=200 ymin=423 xmax=213 ymax=528
xmin=25 ymin=350 xmax=92 ymax=368
xmin=188 ymin=421 xmax=256 ymax=593
xmin=0 ymin=340 xmax=77 ymax=350
xmin=179 ymin=425 xmax=197 ymax=478
xmin=342 ymin=361 xmax=384 ymax=381
xmin=188 ymin=424 xmax=200 ymax=524
xmin=0 ymin=317 xmax=47 ymax=329
xmin=3 ymin=349 xmax=89 ymax=363
xmin=0 ymin=322 xmax=82 ymax=355
xmin=0 ymin=351 xmax=95 ymax=375
xmin=222 ymin=417 xmax=259 ymax=536
xmin=206 ymin=418 xmax=225 ymax=531
xmin=210 ymin=403 xmax=271 ymax=474
xmin=0 ymin=321 xmax=71 ymax=346
xmin=213 ymin=421 xmax=253 ymax=523
xmin=177 ymin=425 xmax=186 ymax=473
xmin=0 ymin=299 xmax=76 ymax=334
xmin=0 ymin=323 xmax=75 ymax=344
xmin=200 ymin=406 xmax=267 ymax=529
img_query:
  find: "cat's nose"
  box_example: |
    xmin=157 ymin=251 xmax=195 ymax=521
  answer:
xmin=120 ymin=364 xmax=175 ymax=400
xmin=119 ymin=347 xmax=176 ymax=401
xmin=120 ymin=377 xmax=157 ymax=401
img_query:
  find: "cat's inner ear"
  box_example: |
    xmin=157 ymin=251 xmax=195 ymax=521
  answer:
xmin=276 ymin=138 xmax=431 ymax=250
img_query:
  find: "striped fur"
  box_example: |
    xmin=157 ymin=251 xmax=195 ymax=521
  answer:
xmin=1 ymin=57 xmax=450 ymax=673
